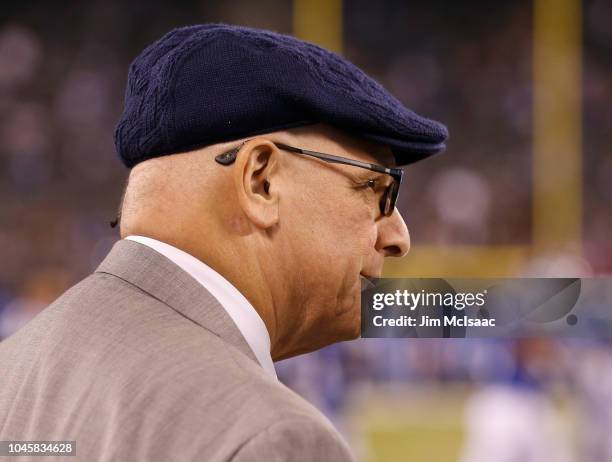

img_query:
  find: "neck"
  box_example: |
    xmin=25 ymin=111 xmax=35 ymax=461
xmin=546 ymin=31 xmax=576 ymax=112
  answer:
xmin=192 ymin=236 xmax=291 ymax=358
xmin=201 ymin=238 xmax=279 ymax=337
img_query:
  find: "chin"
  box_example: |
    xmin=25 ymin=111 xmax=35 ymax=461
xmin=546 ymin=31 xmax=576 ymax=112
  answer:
xmin=315 ymin=321 xmax=360 ymax=350
xmin=273 ymin=314 xmax=360 ymax=361
xmin=334 ymin=275 xmax=362 ymax=315
xmin=333 ymin=301 xmax=362 ymax=341
xmin=343 ymin=314 xmax=362 ymax=341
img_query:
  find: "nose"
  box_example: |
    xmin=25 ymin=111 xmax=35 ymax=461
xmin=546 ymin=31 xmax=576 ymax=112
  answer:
xmin=376 ymin=208 xmax=410 ymax=257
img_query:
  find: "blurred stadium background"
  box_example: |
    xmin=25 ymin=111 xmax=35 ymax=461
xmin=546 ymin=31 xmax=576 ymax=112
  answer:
xmin=1 ymin=0 xmax=611 ymax=460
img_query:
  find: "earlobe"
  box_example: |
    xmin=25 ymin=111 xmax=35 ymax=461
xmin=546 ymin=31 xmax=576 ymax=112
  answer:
xmin=232 ymin=140 xmax=280 ymax=230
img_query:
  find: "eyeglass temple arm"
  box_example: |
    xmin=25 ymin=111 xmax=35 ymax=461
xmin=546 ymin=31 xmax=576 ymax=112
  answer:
xmin=272 ymin=143 xmax=403 ymax=180
xmin=215 ymin=142 xmax=402 ymax=179
xmin=214 ymin=145 xmax=243 ymax=165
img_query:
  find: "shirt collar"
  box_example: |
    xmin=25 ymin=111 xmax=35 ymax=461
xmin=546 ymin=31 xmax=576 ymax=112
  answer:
xmin=124 ymin=235 xmax=277 ymax=380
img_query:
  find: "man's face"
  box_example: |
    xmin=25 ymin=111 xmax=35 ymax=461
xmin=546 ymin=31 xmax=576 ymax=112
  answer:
xmin=271 ymin=127 xmax=410 ymax=358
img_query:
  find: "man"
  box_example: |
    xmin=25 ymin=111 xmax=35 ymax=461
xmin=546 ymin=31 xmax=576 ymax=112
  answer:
xmin=0 ymin=24 xmax=447 ymax=460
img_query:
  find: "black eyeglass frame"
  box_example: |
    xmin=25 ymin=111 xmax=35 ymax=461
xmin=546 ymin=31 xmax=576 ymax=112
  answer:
xmin=215 ymin=141 xmax=404 ymax=217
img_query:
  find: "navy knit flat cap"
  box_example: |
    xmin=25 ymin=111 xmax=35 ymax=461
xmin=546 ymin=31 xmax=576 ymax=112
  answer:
xmin=115 ymin=24 xmax=448 ymax=168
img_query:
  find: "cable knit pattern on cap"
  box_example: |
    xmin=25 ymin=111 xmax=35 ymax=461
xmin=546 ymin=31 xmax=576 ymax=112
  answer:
xmin=114 ymin=24 xmax=448 ymax=168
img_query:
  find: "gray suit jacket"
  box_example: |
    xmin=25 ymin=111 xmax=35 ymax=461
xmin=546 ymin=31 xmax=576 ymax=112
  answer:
xmin=0 ymin=239 xmax=355 ymax=461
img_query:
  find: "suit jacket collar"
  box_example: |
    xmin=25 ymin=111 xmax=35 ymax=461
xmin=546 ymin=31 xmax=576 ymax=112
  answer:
xmin=94 ymin=239 xmax=260 ymax=367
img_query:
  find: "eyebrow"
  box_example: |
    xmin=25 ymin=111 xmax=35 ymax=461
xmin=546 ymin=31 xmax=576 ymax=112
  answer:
xmin=358 ymin=170 xmax=385 ymax=179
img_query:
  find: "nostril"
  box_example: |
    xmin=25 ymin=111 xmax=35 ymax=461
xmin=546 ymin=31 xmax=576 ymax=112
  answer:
xmin=383 ymin=245 xmax=403 ymax=257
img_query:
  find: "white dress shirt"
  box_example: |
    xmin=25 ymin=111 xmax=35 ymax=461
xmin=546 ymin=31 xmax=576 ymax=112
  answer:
xmin=125 ymin=235 xmax=277 ymax=379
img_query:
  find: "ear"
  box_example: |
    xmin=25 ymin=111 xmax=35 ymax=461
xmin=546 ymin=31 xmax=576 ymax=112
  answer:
xmin=232 ymin=139 xmax=280 ymax=229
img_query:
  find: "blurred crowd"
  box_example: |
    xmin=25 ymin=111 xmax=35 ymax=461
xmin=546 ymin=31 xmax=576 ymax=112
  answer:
xmin=1 ymin=0 xmax=611 ymax=460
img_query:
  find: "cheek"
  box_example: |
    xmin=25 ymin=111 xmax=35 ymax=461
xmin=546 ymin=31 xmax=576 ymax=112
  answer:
xmin=318 ymin=196 xmax=376 ymax=262
xmin=343 ymin=207 xmax=378 ymax=255
xmin=281 ymin=178 xmax=376 ymax=271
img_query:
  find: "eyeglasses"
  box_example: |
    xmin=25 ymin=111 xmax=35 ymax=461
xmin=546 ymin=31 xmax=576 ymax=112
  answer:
xmin=215 ymin=141 xmax=404 ymax=217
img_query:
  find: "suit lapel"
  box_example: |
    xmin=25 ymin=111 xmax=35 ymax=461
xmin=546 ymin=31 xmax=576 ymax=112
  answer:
xmin=95 ymin=239 xmax=260 ymax=367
